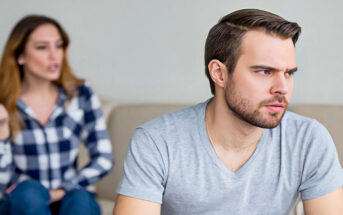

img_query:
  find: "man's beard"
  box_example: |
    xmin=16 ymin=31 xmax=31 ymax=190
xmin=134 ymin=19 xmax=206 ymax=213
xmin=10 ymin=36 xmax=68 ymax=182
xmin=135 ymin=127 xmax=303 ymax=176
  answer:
xmin=225 ymin=83 xmax=288 ymax=129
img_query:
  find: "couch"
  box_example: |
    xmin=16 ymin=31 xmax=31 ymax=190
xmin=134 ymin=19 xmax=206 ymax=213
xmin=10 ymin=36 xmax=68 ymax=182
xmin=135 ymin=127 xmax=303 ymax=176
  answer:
xmin=81 ymin=102 xmax=343 ymax=215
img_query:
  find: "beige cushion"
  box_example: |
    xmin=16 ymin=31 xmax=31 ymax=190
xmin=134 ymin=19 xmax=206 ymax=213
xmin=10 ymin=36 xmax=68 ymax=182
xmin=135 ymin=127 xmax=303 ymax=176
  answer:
xmin=97 ymin=198 xmax=115 ymax=215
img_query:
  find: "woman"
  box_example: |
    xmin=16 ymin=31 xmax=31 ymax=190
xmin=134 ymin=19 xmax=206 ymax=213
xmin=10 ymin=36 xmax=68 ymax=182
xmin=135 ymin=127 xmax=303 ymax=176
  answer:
xmin=0 ymin=15 xmax=113 ymax=215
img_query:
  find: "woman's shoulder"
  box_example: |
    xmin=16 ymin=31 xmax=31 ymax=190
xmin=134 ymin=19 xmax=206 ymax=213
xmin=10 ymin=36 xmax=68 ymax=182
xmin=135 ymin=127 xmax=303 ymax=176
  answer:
xmin=74 ymin=82 xmax=96 ymax=99
xmin=65 ymin=82 xmax=101 ymax=112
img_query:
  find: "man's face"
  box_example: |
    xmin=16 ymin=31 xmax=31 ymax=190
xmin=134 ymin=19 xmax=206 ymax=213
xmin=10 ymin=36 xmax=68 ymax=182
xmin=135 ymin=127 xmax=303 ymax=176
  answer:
xmin=224 ymin=30 xmax=297 ymax=128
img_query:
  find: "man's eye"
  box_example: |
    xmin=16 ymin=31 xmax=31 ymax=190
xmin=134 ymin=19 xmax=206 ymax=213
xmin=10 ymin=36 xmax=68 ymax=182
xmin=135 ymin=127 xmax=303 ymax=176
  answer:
xmin=285 ymin=71 xmax=295 ymax=77
xmin=257 ymin=70 xmax=270 ymax=75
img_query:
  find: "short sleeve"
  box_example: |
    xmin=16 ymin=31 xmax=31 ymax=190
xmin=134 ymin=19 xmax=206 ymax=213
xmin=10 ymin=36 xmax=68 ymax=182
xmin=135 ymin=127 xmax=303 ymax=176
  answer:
xmin=117 ymin=127 xmax=168 ymax=204
xmin=299 ymin=121 xmax=343 ymax=200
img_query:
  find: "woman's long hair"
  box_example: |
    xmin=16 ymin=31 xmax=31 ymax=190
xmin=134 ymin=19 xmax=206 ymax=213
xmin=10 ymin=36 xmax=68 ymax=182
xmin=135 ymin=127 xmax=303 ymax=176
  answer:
xmin=0 ymin=15 xmax=84 ymax=138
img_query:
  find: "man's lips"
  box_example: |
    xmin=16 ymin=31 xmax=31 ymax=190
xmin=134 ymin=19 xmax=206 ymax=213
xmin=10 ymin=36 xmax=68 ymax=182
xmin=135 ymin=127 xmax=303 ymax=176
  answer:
xmin=265 ymin=103 xmax=284 ymax=112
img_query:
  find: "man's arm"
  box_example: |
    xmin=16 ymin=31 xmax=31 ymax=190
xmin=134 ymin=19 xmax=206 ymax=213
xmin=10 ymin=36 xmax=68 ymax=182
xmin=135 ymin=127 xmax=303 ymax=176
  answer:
xmin=113 ymin=194 xmax=161 ymax=215
xmin=115 ymin=128 xmax=167 ymax=214
xmin=303 ymin=187 xmax=343 ymax=215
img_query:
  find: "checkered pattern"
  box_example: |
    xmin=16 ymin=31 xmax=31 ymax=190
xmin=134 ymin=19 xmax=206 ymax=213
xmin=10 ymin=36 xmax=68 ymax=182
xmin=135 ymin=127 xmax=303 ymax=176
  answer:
xmin=0 ymin=83 xmax=113 ymax=200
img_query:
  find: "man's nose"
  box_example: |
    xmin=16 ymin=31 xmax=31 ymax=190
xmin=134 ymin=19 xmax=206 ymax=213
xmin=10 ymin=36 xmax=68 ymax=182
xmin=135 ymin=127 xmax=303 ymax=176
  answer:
xmin=270 ymin=73 xmax=289 ymax=96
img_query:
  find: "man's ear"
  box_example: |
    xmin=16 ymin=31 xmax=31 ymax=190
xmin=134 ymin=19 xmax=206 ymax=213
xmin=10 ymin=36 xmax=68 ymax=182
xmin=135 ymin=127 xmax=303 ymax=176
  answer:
xmin=208 ymin=59 xmax=228 ymax=89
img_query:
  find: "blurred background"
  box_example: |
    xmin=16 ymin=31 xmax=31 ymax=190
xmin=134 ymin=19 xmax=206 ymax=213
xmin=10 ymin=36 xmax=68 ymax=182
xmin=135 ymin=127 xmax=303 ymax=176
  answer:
xmin=0 ymin=0 xmax=342 ymax=105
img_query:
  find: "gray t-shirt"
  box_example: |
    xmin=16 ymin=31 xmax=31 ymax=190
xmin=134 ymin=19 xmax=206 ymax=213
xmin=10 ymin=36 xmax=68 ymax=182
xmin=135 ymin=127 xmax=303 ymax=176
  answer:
xmin=117 ymin=100 xmax=343 ymax=215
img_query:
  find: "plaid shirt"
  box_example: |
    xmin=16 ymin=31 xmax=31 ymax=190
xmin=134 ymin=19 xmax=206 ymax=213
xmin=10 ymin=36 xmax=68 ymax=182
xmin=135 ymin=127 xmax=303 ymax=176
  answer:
xmin=0 ymin=83 xmax=113 ymax=200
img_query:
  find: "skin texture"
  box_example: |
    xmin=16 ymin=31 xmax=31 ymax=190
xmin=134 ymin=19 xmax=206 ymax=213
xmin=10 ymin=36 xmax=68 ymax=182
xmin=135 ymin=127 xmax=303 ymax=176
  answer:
xmin=113 ymin=195 xmax=160 ymax=215
xmin=18 ymin=24 xmax=63 ymax=83
xmin=49 ymin=189 xmax=66 ymax=203
xmin=221 ymin=30 xmax=296 ymax=129
xmin=303 ymin=187 xmax=343 ymax=215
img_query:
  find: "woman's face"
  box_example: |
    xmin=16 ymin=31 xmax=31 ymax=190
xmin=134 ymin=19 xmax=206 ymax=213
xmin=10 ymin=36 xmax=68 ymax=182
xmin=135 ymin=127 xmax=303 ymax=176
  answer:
xmin=18 ymin=24 xmax=64 ymax=82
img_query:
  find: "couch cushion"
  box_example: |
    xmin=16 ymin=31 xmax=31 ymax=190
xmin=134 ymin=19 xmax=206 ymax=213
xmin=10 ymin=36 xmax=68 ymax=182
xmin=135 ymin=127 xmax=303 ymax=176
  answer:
xmin=98 ymin=197 xmax=115 ymax=215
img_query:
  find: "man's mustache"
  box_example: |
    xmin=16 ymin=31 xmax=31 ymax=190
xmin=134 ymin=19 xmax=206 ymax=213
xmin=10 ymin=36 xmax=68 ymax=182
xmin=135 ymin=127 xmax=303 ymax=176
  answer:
xmin=259 ymin=96 xmax=288 ymax=107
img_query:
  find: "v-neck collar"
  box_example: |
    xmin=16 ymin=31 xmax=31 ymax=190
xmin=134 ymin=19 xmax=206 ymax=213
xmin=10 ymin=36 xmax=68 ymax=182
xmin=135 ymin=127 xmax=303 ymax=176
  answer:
xmin=16 ymin=86 xmax=68 ymax=126
xmin=199 ymin=98 xmax=267 ymax=178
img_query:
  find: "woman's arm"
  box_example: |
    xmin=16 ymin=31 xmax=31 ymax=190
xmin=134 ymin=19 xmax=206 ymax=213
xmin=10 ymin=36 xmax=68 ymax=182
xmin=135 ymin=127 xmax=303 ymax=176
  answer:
xmin=0 ymin=104 xmax=14 ymax=199
xmin=60 ymin=85 xmax=113 ymax=191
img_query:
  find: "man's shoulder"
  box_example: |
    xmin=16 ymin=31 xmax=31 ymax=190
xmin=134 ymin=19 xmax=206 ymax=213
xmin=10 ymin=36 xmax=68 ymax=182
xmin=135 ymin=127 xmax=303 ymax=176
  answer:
xmin=281 ymin=111 xmax=331 ymax=140
xmin=282 ymin=111 xmax=318 ymax=127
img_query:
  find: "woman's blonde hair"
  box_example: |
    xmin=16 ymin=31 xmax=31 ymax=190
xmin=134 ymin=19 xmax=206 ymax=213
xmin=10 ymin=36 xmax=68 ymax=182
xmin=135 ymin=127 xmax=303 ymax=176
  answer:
xmin=0 ymin=15 xmax=84 ymax=138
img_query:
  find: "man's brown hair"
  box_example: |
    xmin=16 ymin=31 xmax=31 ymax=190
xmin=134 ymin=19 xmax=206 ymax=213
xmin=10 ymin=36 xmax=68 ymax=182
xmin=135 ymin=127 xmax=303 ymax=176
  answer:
xmin=204 ymin=9 xmax=301 ymax=94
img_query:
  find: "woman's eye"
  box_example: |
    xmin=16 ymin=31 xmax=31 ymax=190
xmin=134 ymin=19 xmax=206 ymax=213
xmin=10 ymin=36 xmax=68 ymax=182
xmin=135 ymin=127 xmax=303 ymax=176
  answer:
xmin=56 ymin=44 xmax=63 ymax=49
xmin=36 ymin=46 xmax=47 ymax=50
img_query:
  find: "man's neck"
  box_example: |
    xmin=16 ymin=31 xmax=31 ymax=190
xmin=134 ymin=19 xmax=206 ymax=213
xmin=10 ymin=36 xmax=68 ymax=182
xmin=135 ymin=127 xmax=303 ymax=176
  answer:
xmin=205 ymin=97 xmax=264 ymax=153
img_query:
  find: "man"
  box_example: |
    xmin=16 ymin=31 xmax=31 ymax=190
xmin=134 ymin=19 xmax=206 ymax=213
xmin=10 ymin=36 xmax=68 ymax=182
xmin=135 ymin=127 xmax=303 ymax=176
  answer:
xmin=113 ymin=9 xmax=343 ymax=215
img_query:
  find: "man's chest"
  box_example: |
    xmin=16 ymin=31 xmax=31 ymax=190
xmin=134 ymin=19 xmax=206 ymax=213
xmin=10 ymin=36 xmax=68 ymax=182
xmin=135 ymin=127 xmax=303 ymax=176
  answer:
xmin=160 ymin=145 xmax=300 ymax=215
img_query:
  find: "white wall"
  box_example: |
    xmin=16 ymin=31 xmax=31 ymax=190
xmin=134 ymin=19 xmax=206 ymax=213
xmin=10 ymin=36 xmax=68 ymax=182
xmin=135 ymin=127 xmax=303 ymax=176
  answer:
xmin=1 ymin=0 xmax=342 ymax=104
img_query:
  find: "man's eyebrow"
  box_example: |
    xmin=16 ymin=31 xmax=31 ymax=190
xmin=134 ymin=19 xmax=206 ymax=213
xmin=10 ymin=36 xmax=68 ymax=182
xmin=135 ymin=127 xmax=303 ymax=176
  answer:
xmin=286 ymin=67 xmax=298 ymax=73
xmin=250 ymin=65 xmax=298 ymax=72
